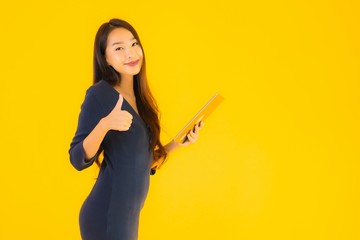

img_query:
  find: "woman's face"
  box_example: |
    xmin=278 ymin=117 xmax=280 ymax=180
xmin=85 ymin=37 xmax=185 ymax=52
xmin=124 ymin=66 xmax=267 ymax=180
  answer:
xmin=105 ymin=27 xmax=143 ymax=78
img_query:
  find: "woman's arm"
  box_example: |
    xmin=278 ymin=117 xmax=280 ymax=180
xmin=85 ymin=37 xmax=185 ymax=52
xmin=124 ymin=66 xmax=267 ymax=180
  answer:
xmin=82 ymin=118 xmax=109 ymax=160
xmin=165 ymin=121 xmax=204 ymax=153
xmin=83 ymin=94 xmax=133 ymax=160
xmin=69 ymin=94 xmax=132 ymax=170
xmin=151 ymin=122 xmax=204 ymax=171
xmin=163 ymin=140 xmax=182 ymax=154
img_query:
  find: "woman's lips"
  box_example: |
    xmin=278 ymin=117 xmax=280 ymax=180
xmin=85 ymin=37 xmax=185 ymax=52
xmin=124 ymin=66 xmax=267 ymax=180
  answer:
xmin=125 ymin=60 xmax=139 ymax=67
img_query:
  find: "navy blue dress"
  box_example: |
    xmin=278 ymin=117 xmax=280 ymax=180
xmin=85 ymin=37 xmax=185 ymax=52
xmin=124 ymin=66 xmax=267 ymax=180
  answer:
xmin=69 ymin=80 xmax=153 ymax=240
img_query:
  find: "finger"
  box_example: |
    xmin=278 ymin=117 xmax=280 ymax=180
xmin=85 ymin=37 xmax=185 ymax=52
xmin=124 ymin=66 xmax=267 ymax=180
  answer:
xmin=186 ymin=133 xmax=196 ymax=143
xmin=190 ymin=130 xmax=199 ymax=139
xmin=195 ymin=122 xmax=203 ymax=132
xmin=114 ymin=94 xmax=124 ymax=110
xmin=120 ymin=110 xmax=133 ymax=120
xmin=194 ymin=123 xmax=200 ymax=134
xmin=118 ymin=112 xmax=133 ymax=125
xmin=125 ymin=111 xmax=133 ymax=120
xmin=121 ymin=123 xmax=131 ymax=131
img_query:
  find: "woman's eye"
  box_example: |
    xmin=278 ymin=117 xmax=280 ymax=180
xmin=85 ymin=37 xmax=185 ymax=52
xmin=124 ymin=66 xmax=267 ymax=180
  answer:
xmin=132 ymin=42 xmax=139 ymax=47
xmin=115 ymin=47 xmax=124 ymax=51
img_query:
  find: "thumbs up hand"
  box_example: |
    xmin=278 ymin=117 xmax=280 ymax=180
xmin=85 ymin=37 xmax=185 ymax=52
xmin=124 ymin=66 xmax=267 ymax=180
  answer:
xmin=103 ymin=94 xmax=133 ymax=131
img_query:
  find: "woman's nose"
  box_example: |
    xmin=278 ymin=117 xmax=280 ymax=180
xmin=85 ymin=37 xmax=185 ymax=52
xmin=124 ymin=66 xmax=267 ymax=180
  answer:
xmin=125 ymin=48 xmax=134 ymax=58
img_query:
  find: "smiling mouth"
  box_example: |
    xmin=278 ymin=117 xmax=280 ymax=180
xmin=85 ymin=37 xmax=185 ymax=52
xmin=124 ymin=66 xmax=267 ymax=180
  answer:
xmin=125 ymin=60 xmax=140 ymax=66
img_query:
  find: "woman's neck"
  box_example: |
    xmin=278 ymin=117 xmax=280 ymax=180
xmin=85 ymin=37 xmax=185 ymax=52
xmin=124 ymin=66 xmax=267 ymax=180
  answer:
xmin=116 ymin=75 xmax=135 ymax=97
xmin=114 ymin=75 xmax=139 ymax=114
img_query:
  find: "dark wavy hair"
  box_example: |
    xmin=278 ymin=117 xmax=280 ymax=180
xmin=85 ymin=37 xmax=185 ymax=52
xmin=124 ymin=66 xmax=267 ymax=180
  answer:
xmin=93 ymin=18 xmax=167 ymax=166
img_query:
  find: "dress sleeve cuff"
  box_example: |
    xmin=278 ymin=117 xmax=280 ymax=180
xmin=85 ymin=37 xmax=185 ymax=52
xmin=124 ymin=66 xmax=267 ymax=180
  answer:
xmin=70 ymin=140 xmax=98 ymax=171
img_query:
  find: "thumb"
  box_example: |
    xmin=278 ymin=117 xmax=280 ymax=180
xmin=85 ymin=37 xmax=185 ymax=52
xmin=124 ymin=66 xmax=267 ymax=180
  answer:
xmin=114 ymin=94 xmax=124 ymax=110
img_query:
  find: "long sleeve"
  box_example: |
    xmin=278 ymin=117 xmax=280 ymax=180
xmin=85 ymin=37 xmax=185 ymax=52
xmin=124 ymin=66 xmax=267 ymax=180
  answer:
xmin=69 ymin=89 xmax=105 ymax=171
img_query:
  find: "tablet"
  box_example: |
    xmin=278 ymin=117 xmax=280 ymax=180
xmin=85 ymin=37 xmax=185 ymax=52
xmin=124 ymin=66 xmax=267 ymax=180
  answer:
xmin=173 ymin=93 xmax=224 ymax=143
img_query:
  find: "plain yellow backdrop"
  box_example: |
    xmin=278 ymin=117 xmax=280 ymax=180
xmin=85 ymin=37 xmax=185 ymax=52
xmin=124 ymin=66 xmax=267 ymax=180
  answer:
xmin=0 ymin=0 xmax=359 ymax=239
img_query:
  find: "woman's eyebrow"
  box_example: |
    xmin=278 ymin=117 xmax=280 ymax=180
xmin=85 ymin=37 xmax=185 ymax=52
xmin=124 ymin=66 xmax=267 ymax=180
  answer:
xmin=112 ymin=37 xmax=136 ymax=46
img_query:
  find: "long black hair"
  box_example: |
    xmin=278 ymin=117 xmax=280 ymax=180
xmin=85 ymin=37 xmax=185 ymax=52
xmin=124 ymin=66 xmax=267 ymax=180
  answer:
xmin=93 ymin=18 xmax=167 ymax=166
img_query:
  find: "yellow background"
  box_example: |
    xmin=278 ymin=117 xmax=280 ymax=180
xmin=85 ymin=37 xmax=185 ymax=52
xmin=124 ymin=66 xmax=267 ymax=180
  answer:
xmin=0 ymin=0 xmax=359 ymax=239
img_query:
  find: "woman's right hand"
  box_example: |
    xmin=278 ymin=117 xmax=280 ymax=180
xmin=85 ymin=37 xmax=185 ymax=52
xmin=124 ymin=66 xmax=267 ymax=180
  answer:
xmin=102 ymin=94 xmax=133 ymax=131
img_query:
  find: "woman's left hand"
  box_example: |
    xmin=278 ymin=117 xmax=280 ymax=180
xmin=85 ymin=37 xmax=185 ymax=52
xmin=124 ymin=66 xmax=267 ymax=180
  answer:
xmin=181 ymin=121 xmax=204 ymax=146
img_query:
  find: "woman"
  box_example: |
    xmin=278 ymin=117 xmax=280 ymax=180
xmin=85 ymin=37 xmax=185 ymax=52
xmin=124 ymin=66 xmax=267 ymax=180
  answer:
xmin=69 ymin=18 xmax=202 ymax=240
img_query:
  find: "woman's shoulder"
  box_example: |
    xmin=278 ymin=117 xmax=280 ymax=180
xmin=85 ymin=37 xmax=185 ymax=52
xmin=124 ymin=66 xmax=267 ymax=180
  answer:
xmin=86 ymin=80 xmax=117 ymax=100
xmin=85 ymin=80 xmax=117 ymax=112
xmin=86 ymin=80 xmax=111 ymax=95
